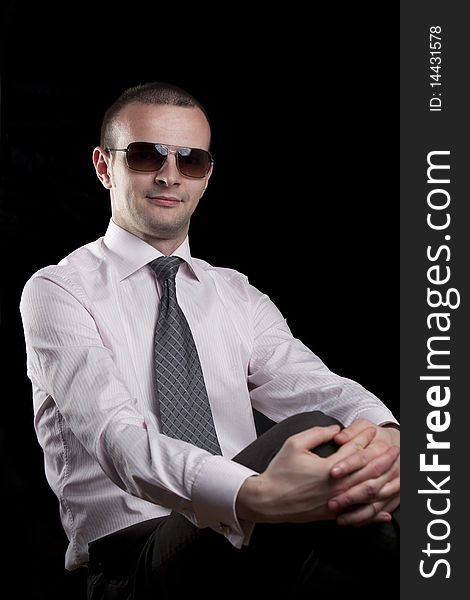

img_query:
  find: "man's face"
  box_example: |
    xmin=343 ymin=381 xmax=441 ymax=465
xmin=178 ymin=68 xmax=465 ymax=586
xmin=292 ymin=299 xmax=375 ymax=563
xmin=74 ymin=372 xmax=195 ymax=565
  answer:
xmin=94 ymin=103 xmax=212 ymax=247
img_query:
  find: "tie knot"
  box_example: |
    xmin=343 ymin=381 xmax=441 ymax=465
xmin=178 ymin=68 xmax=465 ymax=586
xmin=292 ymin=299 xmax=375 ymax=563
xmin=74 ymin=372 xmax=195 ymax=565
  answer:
xmin=150 ymin=256 xmax=182 ymax=283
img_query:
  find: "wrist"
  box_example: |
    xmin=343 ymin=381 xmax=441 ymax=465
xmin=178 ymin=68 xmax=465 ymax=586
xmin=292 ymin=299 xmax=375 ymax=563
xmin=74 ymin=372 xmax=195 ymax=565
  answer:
xmin=379 ymin=422 xmax=400 ymax=447
xmin=236 ymin=475 xmax=265 ymax=522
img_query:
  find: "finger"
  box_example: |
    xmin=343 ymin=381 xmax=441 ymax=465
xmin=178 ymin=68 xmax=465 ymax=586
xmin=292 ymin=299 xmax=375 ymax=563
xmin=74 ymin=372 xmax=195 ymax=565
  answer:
xmin=375 ymin=476 xmax=400 ymax=499
xmin=330 ymin=444 xmax=399 ymax=480
xmin=380 ymin=496 xmax=401 ymax=515
xmin=334 ymin=419 xmax=374 ymax=445
xmin=334 ymin=493 xmax=400 ymax=528
xmin=336 ymin=501 xmax=387 ymax=527
xmin=328 ymin=459 xmax=399 ymax=512
xmin=328 ymin=427 xmax=379 ymax=474
xmin=369 ymin=494 xmax=401 ymax=524
xmin=371 ymin=512 xmax=393 ymax=524
xmin=329 ymin=475 xmax=398 ymax=516
xmin=286 ymin=424 xmax=341 ymax=453
xmin=339 ymin=426 xmax=377 ymax=455
xmin=332 ymin=472 xmax=400 ymax=511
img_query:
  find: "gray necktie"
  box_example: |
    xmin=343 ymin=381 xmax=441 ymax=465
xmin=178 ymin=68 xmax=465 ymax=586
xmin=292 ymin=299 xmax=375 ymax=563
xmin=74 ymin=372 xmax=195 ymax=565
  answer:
xmin=150 ymin=256 xmax=221 ymax=454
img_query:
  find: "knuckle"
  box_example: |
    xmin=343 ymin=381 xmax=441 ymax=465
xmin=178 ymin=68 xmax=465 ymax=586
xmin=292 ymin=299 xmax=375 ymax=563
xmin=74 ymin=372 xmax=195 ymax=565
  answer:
xmin=370 ymin=463 xmax=383 ymax=478
xmin=283 ymin=437 xmax=298 ymax=452
xmin=373 ymin=441 xmax=388 ymax=453
xmin=364 ymin=482 xmax=377 ymax=499
xmin=372 ymin=502 xmax=381 ymax=515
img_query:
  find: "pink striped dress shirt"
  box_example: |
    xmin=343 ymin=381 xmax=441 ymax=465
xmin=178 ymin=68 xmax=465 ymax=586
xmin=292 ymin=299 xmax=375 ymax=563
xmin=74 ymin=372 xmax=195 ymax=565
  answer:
xmin=19 ymin=219 xmax=397 ymax=570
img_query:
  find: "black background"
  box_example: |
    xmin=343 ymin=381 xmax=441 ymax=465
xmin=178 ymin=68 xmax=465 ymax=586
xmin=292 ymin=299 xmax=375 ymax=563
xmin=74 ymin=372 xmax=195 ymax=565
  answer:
xmin=0 ymin=3 xmax=397 ymax=598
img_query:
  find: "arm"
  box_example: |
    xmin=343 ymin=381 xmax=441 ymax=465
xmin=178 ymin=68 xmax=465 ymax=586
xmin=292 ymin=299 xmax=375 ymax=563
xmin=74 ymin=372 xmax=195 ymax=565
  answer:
xmin=244 ymin=289 xmax=400 ymax=526
xmin=20 ymin=270 xmax=256 ymax=539
xmin=236 ymin=423 xmax=399 ymax=525
xmin=327 ymin=420 xmax=400 ymax=525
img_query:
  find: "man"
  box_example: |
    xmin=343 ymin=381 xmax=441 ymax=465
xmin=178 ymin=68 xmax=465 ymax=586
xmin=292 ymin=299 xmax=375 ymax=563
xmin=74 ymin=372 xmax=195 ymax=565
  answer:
xmin=20 ymin=82 xmax=399 ymax=599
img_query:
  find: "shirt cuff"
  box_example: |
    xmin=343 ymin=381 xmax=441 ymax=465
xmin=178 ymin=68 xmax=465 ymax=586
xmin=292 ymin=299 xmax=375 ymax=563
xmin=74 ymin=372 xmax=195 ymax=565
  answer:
xmin=352 ymin=406 xmax=399 ymax=428
xmin=189 ymin=455 xmax=258 ymax=548
xmin=380 ymin=421 xmax=401 ymax=430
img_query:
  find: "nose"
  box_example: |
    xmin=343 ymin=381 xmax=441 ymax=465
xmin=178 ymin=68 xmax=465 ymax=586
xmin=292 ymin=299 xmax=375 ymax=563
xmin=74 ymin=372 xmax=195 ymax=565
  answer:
xmin=154 ymin=151 xmax=181 ymax=186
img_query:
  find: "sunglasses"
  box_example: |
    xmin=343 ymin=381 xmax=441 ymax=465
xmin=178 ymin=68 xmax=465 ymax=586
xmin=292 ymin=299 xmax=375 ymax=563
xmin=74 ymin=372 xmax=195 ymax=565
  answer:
xmin=105 ymin=142 xmax=213 ymax=179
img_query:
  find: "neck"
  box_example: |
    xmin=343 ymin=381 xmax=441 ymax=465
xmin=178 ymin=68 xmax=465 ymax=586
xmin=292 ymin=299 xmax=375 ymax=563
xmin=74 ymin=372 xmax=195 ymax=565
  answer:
xmin=111 ymin=218 xmax=187 ymax=256
xmin=150 ymin=239 xmax=184 ymax=256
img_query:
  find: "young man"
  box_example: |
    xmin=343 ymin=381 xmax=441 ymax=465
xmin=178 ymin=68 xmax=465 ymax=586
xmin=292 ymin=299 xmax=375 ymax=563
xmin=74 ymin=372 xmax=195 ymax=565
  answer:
xmin=20 ymin=82 xmax=399 ymax=599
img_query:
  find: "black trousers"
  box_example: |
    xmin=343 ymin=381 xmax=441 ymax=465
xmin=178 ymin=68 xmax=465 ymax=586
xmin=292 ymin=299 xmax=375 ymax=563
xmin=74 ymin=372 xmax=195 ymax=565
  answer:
xmin=87 ymin=412 xmax=399 ymax=599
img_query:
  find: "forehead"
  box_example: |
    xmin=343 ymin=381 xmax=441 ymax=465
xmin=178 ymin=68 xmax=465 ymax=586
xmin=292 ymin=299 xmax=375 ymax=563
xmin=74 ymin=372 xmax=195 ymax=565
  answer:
xmin=113 ymin=103 xmax=211 ymax=149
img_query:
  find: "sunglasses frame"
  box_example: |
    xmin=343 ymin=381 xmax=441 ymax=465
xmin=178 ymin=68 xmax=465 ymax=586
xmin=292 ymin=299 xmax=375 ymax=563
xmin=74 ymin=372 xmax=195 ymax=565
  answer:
xmin=105 ymin=142 xmax=213 ymax=179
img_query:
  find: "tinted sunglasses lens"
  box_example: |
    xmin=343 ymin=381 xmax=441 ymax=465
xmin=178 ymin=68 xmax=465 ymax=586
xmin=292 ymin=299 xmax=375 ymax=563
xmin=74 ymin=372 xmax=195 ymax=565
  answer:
xmin=177 ymin=148 xmax=212 ymax=178
xmin=126 ymin=143 xmax=166 ymax=172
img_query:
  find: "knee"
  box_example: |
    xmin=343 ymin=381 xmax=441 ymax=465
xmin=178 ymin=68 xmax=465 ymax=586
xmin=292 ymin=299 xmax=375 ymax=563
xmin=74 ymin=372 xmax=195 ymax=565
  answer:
xmin=233 ymin=411 xmax=344 ymax=470
xmin=282 ymin=411 xmax=343 ymax=431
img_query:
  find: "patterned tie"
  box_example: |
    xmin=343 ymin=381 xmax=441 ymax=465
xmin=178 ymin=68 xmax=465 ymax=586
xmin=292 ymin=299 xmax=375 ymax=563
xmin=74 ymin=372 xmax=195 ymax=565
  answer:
xmin=150 ymin=256 xmax=221 ymax=454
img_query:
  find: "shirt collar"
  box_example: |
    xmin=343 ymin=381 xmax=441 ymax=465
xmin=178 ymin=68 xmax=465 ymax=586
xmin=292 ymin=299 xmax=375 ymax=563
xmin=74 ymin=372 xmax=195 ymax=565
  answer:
xmin=103 ymin=219 xmax=202 ymax=282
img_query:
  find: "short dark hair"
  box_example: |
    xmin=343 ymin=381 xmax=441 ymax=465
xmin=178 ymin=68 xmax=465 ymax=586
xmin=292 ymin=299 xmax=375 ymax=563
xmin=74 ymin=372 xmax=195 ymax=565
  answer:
xmin=100 ymin=81 xmax=210 ymax=147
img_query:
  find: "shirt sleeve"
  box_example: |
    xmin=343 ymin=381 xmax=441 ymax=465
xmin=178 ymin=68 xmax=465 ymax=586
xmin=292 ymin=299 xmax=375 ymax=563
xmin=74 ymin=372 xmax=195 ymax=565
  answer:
xmin=246 ymin=287 xmax=398 ymax=427
xmin=20 ymin=270 xmax=257 ymax=541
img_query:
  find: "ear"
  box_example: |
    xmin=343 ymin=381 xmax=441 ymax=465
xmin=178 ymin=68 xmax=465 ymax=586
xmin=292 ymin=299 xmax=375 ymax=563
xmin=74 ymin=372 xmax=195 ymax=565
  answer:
xmin=93 ymin=146 xmax=113 ymax=190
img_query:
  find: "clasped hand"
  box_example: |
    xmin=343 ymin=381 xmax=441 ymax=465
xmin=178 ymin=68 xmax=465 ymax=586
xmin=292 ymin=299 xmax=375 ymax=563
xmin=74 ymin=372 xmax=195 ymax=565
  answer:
xmin=239 ymin=419 xmax=400 ymax=528
xmin=327 ymin=419 xmax=400 ymax=526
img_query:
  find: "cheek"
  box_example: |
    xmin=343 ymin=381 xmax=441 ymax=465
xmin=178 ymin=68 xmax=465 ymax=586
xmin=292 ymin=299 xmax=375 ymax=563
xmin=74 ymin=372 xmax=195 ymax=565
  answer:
xmin=111 ymin=181 xmax=135 ymax=212
xmin=112 ymin=172 xmax=147 ymax=201
xmin=190 ymin=181 xmax=208 ymax=201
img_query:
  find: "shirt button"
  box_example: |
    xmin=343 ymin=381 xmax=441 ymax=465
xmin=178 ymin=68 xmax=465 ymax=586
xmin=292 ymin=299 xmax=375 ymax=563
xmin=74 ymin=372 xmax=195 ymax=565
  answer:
xmin=219 ymin=523 xmax=231 ymax=534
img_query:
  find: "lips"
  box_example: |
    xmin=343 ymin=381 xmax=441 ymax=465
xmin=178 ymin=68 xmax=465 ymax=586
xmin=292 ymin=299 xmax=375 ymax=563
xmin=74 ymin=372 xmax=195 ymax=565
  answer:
xmin=146 ymin=195 xmax=181 ymax=206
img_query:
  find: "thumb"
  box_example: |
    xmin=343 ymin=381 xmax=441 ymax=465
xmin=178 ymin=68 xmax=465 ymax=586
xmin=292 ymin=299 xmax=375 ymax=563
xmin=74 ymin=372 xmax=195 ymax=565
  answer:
xmin=287 ymin=424 xmax=341 ymax=452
